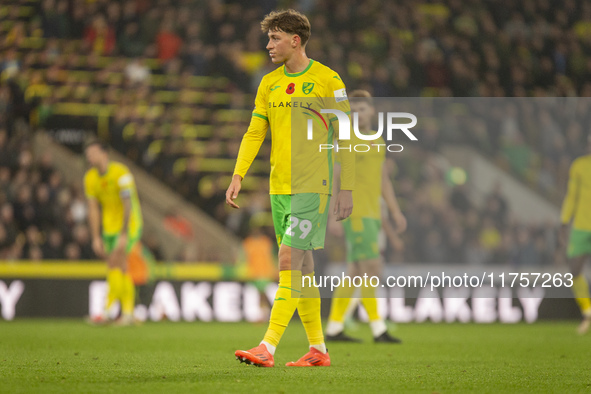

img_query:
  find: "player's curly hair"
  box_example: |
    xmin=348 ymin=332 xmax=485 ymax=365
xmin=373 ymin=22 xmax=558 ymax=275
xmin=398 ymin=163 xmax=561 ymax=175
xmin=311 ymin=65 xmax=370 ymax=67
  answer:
xmin=261 ymin=9 xmax=311 ymax=46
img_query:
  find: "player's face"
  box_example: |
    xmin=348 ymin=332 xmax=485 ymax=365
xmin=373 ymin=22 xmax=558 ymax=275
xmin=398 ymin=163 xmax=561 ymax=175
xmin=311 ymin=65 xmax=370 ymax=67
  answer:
xmin=85 ymin=145 xmax=107 ymax=168
xmin=266 ymin=29 xmax=295 ymax=64
xmin=350 ymin=101 xmax=374 ymax=131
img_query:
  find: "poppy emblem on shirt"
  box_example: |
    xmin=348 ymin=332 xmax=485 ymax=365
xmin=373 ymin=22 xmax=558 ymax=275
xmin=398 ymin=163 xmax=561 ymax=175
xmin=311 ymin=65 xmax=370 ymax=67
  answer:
xmin=286 ymin=83 xmax=295 ymax=94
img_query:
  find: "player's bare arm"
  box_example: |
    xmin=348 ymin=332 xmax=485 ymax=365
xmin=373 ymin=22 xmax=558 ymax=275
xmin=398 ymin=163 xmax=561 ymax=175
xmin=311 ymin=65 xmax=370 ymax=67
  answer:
xmin=87 ymin=197 xmax=104 ymax=258
xmin=381 ymin=161 xmax=406 ymax=234
xmin=382 ymin=213 xmax=404 ymax=252
xmin=115 ymin=195 xmax=132 ymax=252
xmin=329 ymin=155 xmax=353 ymax=221
xmin=331 ymin=113 xmax=354 ymax=222
xmin=559 ymin=223 xmax=569 ymax=250
xmin=327 ymin=165 xmax=344 ymax=235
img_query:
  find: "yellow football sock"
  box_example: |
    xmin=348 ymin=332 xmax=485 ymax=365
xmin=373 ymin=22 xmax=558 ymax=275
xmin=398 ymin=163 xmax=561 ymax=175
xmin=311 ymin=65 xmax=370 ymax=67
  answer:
xmin=328 ymin=278 xmax=356 ymax=323
xmin=106 ymin=268 xmax=122 ymax=310
xmin=121 ymin=272 xmax=136 ymax=316
xmin=262 ymin=270 xmax=302 ymax=347
xmin=361 ymin=284 xmax=380 ymax=321
xmin=298 ymin=272 xmax=324 ymax=346
xmin=572 ymin=274 xmax=591 ymax=315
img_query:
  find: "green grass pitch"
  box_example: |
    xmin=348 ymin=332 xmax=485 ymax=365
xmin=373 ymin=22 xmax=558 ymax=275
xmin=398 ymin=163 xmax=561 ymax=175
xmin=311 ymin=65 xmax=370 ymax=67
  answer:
xmin=0 ymin=319 xmax=590 ymax=393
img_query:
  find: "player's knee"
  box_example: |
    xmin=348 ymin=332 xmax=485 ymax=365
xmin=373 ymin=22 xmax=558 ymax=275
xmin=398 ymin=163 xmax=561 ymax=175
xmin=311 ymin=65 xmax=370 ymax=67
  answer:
xmin=278 ymin=245 xmax=307 ymax=271
xmin=359 ymin=259 xmax=381 ymax=278
xmin=301 ymin=252 xmax=314 ymax=275
xmin=301 ymin=264 xmax=314 ymax=276
xmin=108 ymin=249 xmax=126 ymax=269
xmin=278 ymin=249 xmax=292 ymax=271
xmin=347 ymin=263 xmax=359 ymax=278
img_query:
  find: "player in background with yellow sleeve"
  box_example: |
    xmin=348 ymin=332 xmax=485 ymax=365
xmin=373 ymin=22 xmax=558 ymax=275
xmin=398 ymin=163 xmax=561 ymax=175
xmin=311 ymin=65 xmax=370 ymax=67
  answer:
xmin=226 ymin=10 xmax=355 ymax=367
xmin=326 ymin=90 xmax=407 ymax=343
xmin=84 ymin=141 xmax=143 ymax=326
xmin=560 ymin=134 xmax=591 ymax=334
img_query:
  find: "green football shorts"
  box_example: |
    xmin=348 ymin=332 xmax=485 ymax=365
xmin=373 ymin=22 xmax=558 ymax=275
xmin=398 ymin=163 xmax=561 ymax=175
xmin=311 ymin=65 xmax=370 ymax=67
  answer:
xmin=103 ymin=229 xmax=142 ymax=255
xmin=270 ymin=193 xmax=330 ymax=251
xmin=343 ymin=217 xmax=381 ymax=263
xmin=567 ymin=228 xmax=591 ymax=258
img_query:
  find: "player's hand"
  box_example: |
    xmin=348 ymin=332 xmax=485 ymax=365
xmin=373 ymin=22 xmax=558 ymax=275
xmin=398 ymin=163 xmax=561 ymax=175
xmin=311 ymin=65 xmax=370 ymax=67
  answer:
xmin=92 ymin=237 xmax=105 ymax=259
xmin=334 ymin=190 xmax=353 ymax=221
xmin=393 ymin=210 xmax=407 ymax=234
xmin=225 ymin=174 xmax=242 ymax=209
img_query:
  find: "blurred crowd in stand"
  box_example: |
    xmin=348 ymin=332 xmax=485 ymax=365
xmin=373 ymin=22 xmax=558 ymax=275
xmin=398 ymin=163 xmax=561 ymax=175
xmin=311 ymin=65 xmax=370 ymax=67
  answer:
xmin=3 ymin=0 xmax=589 ymax=265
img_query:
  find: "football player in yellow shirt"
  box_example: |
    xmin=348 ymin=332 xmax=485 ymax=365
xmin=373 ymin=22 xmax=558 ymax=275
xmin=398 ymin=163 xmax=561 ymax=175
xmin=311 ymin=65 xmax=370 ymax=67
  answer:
xmin=560 ymin=134 xmax=591 ymax=334
xmin=226 ymin=9 xmax=355 ymax=367
xmin=84 ymin=141 xmax=143 ymax=326
xmin=326 ymin=90 xmax=407 ymax=343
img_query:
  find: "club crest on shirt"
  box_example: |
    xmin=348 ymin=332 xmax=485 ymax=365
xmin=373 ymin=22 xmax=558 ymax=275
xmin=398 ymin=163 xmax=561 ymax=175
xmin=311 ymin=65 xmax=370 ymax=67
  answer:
xmin=303 ymin=82 xmax=315 ymax=94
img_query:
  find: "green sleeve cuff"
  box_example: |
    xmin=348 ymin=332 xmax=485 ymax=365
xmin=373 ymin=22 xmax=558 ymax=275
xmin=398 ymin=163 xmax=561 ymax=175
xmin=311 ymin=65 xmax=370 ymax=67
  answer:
xmin=252 ymin=113 xmax=268 ymax=122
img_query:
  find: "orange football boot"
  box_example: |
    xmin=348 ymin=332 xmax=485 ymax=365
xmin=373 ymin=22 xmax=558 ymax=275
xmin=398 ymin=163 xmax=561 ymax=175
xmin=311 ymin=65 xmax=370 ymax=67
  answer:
xmin=85 ymin=315 xmax=110 ymax=326
xmin=285 ymin=347 xmax=331 ymax=367
xmin=235 ymin=344 xmax=275 ymax=367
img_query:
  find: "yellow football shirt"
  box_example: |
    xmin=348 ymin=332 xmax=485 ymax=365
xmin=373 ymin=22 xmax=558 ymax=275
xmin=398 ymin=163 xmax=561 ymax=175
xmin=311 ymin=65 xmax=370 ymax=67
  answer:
xmin=84 ymin=161 xmax=143 ymax=236
xmin=337 ymin=133 xmax=385 ymax=219
xmin=561 ymin=155 xmax=591 ymax=231
xmin=233 ymin=59 xmax=355 ymax=195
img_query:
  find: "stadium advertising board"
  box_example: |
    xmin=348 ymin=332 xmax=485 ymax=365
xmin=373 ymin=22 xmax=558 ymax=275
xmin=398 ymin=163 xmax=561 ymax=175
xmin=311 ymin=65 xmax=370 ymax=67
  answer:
xmin=0 ymin=277 xmax=580 ymax=322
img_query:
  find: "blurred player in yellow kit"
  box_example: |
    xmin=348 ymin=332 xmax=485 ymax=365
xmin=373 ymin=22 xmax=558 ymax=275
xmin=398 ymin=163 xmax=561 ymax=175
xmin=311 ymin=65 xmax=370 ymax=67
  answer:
xmin=326 ymin=90 xmax=407 ymax=343
xmin=242 ymin=223 xmax=277 ymax=321
xmin=84 ymin=141 xmax=143 ymax=326
xmin=226 ymin=9 xmax=355 ymax=367
xmin=560 ymin=134 xmax=591 ymax=334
